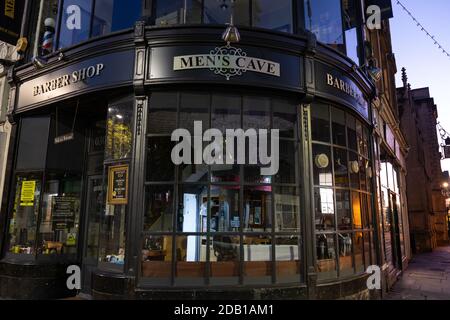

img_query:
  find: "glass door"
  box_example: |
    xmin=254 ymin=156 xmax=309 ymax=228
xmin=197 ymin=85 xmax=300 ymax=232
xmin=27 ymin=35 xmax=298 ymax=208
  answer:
xmin=81 ymin=175 xmax=104 ymax=294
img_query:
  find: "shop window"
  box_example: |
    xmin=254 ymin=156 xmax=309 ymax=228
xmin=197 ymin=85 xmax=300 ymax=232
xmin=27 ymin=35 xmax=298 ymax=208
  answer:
xmin=204 ymin=0 xmax=250 ymax=26
xmin=273 ymin=99 xmax=298 ymax=139
xmin=105 ymin=97 xmax=134 ymax=161
xmin=210 ymin=185 xmax=241 ymax=233
xmin=252 ymin=0 xmax=292 ymax=33
xmin=354 ymin=232 xmax=364 ymax=273
xmin=92 ymin=0 xmax=142 ymax=37
xmin=244 ymin=187 xmax=272 ymax=232
xmin=336 ymin=190 xmax=351 ymax=230
xmin=27 ymin=0 xmax=58 ymax=58
xmin=7 ymin=175 xmax=42 ymax=255
xmin=338 ymin=232 xmax=353 ymax=277
xmin=142 ymin=235 xmax=173 ymax=285
xmin=314 ymin=187 xmax=335 ymax=232
xmin=275 ymin=235 xmax=301 ymax=283
xmin=352 ymin=192 xmax=362 ymax=229
xmin=316 ymin=234 xmax=337 ymax=280
xmin=274 ymin=187 xmax=300 ymax=233
xmin=243 ymin=235 xmax=272 ymax=284
xmin=147 ymin=137 xmax=176 ymax=182
xmin=145 ymin=185 xmax=175 ymax=232
xmin=210 ymin=235 xmax=240 ymax=286
xmin=311 ymin=104 xmax=331 ymax=143
xmin=334 ymin=147 xmax=349 ymax=188
xmin=59 ymin=0 xmax=93 ymax=49
xmin=174 ymin=235 xmax=207 ymax=285
xmin=332 ymin=107 xmax=347 ymax=147
xmin=154 ymin=0 xmax=202 ymax=25
xmin=142 ymin=91 xmax=303 ymax=286
xmin=305 ymin=0 xmax=345 ymax=53
xmin=312 ymin=144 xmax=332 ymax=186
xmin=347 ymin=115 xmax=357 ymax=151
xmin=38 ymin=173 xmax=82 ymax=258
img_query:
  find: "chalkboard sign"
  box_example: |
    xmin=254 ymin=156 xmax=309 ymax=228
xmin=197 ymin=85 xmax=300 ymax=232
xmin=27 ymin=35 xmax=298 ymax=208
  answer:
xmin=108 ymin=165 xmax=129 ymax=205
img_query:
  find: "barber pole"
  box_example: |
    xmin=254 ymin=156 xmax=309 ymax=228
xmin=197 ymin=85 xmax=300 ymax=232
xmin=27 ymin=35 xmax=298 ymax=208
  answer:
xmin=42 ymin=18 xmax=55 ymax=55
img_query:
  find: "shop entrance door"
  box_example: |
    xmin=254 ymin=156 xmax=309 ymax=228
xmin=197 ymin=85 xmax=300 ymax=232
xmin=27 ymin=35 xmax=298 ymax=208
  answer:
xmin=389 ymin=192 xmax=403 ymax=271
xmin=81 ymin=175 xmax=104 ymax=294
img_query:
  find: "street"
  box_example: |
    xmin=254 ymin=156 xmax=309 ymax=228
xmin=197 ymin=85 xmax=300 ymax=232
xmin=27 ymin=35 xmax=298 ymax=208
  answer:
xmin=385 ymin=246 xmax=450 ymax=300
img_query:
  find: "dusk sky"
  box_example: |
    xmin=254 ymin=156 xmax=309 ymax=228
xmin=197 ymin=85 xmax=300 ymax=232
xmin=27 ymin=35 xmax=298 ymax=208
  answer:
xmin=390 ymin=0 xmax=450 ymax=173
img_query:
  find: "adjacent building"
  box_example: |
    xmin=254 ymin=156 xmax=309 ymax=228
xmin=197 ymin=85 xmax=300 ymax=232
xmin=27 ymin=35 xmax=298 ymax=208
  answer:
xmin=398 ymin=73 xmax=449 ymax=253
xmin=0 ymin=0 xmax=404 ymax=300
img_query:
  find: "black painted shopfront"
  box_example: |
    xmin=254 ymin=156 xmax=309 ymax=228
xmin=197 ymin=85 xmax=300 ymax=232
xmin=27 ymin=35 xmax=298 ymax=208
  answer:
xmin=0 ymin=0 xmax=381 ymax=300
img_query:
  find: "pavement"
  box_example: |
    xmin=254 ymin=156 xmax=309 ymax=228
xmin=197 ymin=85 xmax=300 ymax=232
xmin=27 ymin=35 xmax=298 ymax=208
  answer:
xmin=385 ymin=246 xmax=450 ymax=300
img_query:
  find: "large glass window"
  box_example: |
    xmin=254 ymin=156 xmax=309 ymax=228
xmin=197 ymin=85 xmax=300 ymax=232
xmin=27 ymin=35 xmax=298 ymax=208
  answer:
xmin=59 ymin=0 xmax=93 ymax=49
xmin=252 ymin=0 xmax=293 ymax=33
xmin=142 ymin=91 xmax=303 ymax=286
xmin=311 ymin=102 xmax=374 ymax=280
xmin=92 ymin=0 xmax=141 ymax=37
xmin=154 ymin=0 xmax=202 ymax=26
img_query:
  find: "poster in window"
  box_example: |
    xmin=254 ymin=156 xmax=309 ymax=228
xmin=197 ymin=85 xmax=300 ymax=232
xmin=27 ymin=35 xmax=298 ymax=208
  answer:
xmin=20 ymin=180 xmax=36 ymax=207
xmin=108 ymin=165 xmax=129 ymax=205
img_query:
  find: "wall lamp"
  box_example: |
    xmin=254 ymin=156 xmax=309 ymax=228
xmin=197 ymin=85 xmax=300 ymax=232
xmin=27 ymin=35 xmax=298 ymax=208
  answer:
xmin=367 ymin=58 xmax=382 ymax=82
xmin=32 ymin=56 xmax=49 ymax=69
xmin=222 ymin=0 xmax=240 ymax=45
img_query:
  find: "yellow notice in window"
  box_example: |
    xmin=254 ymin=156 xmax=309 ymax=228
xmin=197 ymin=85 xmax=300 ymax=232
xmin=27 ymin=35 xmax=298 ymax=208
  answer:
xmin=20 ymin=181 xmax=36 ymax=207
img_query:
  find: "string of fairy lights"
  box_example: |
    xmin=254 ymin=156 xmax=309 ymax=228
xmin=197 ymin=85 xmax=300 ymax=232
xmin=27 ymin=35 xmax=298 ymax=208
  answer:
xmin=396 ymin=0 xmax=450 ymax=60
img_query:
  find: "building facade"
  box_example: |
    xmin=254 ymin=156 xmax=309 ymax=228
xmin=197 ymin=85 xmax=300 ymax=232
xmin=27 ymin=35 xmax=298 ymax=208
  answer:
xmin=398 ymin=78 xmax=448 ymax=253
xmin=0 ymin=0 xmax=400 ymax=299
xmin=367 ymin=21 xmax=411 ymax=291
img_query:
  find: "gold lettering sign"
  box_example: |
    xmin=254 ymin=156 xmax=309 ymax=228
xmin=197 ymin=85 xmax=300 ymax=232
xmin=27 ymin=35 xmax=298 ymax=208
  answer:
xmin=5 ymin=0 xmax=15 ymax=19
xmin=326 ymin=73 xmax=360 ymax=99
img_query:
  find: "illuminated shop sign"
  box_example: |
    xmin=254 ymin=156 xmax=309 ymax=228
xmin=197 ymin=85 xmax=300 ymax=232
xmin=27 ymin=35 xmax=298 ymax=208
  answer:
xmin=33 ymin=64 xmax=105 ymax=97
xmin=173 ymin=45 xmax=281 ymax=80
xmin=16 ymin=50 xmax=134 ymax=111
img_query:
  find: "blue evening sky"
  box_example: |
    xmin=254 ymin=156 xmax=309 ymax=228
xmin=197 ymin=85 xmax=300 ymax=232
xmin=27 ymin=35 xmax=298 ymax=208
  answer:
xmin=390 ymin=0 xmax=450 ymax=173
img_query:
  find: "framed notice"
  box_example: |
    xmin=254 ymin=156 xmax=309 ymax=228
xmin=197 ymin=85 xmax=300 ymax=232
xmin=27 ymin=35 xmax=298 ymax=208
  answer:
xmin=107 ymin=165 xmax=129 ymax=205
xmin=20 ymin=180 xmax=36 ymax=207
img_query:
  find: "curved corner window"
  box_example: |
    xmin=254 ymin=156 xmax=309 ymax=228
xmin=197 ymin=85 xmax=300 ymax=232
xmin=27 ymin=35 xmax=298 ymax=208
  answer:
xmin=252 ymin=0 xmax=293 ymax=33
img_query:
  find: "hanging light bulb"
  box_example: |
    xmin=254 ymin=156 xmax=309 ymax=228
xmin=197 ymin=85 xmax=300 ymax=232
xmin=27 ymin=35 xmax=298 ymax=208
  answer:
xmin=222 ymin=0 xmax=240 ymax=45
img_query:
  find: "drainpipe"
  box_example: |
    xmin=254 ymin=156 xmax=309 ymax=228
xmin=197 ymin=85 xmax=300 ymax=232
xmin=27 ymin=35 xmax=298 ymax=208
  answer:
xmin=33 ymin=0 xmax=45 ymax=58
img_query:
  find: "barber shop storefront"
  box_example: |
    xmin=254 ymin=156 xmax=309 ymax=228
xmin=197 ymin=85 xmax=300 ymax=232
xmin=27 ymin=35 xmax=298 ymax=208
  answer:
xmin=0 ymin=0 xmax=380 ymax=299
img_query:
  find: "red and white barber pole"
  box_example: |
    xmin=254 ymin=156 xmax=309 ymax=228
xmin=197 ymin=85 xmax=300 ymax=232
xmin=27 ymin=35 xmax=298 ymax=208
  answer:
xmin=42 ymin=18 xmax=55 ymax=56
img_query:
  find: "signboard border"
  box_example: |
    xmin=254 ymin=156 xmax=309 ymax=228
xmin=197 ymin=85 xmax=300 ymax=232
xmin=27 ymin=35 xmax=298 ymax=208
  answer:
xmin=107 ymin=164 xmax=129 ymax=205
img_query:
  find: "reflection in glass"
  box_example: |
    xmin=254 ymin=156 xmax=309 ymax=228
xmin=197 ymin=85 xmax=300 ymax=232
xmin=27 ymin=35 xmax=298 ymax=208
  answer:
xmin=334 ymin=147 xmax=348 ymax=187
xmin=244 ymin=187 xmax=272 ymax=232
xmin=313 ymin=144 xmax=332 ymax=186
xmin=210 ymin=235 xmax=240 ymax=285
xmin=352 ymin=192 xmax=362 ymax=229
xmin=311 ymin=104 xmax=330 ymax=142
xmin=332 ymin=107 xmax=346 ymax=146
xmin=338 ymin=232 xmax=354 ymax=277
xmin=105 ymin=98 xmax=134 ymax=161
xmin=354 ymin=232 xmax=364 ymax=273
xmin=177 ymin=185 xmax=208 ymax=233
xmin=145 ymin=186 xmax=174 ymax=232
xmin=210 ymin=186 xmax=240 ymax=232
xmin=92 ymin=0 xmax=141 ymax=37
xmin=336 ymin=190 xmax=351 ymax=230
xmin=8 ymin=175 xmax=42 ymax=255
xmin=314 ymin=188 xmax=335 ymax=231
xmin=204 ymin=0 xmax=250 ymax=25
xmin=275 ymin=187 xmax=300 ymax=232
xmin=99 ymin=203 xmax=127 ymax=269
xmin=276 ymin=236 xmax=301 ymax=283
xmin=276 ymin=140 xmax=297 ymax=184
xmin=142 ymin=235 xmax=173 ymax=284
xmin=342 ymin=0 xmax=360 ymax=63
xmin=316 ymin=234 xmax=337 ymax=280
xmin=244 ymin=96 xmax=270 ymax=130
xmin=347 ymin=115 xmax=357 ymax=151
xmin=59 ymin=0 xmax=93 ymax=49
xmin=148 ymin=92 xmax=178 ymax=134
xmin=38 ymin=173 xmax=82 ymax=257
xmin=272 ymin=99 xmax=297 ymax=139
xmin=252 ymin=0 xmax=292 ymax=32
xmin=154 ymin=0 xmax=202 ymax=25
xmin=305 ymin=0 xmax=345 ymax=52
xmin=175 ymin=235 xmax=207 ymax=284
xmin=243 ymin=235 xmax=272 ymax=284
xmin=147 ymin=137 xmax=176 ymax=182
